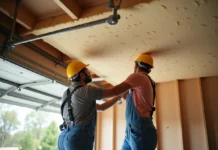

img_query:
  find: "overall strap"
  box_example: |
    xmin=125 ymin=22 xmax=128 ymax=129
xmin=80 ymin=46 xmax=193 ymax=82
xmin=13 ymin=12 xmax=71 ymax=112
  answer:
xmin=147 ymin=75 xmax=156 ymax=118
xmin=59 ymin=85 xmax=83 ymax=131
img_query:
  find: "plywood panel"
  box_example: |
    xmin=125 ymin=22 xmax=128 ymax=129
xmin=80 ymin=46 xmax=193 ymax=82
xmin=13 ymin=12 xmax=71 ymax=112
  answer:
xmin=112 ymin=106 xmax=116 ymax=150
xmin=156 ymin=81 xmax=183 ymax=150
xmin=201 ymin=77 xmax=218 ymax=150
xmin=99 ymin=107 xmax=113 ymax=150
xmin=179 ymin=79 xmax=208 ymax=150
xmin=115 ymin=101 xmax=126 ymax=150
xmin=96 ymin=112 xmax=102 ymax=150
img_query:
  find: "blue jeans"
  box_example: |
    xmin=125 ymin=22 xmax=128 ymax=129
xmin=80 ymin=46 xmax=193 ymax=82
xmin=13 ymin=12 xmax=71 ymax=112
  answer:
xmin=58 ymin=125 xmax=95 ymax=150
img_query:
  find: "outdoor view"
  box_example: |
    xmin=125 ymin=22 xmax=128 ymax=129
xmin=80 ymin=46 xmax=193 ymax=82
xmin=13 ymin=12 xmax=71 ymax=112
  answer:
xmin=0 ymin=103 xmax=62 ymax=150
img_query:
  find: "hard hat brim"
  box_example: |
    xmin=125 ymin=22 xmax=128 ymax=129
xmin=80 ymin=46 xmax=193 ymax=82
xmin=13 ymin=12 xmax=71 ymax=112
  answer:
xmin=134 ymin=60 xmax=154 ymax=68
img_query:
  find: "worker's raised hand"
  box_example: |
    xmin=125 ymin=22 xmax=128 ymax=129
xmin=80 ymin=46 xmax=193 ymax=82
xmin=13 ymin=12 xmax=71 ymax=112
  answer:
xmin=120 ymin=91 xmax=129 ymax=100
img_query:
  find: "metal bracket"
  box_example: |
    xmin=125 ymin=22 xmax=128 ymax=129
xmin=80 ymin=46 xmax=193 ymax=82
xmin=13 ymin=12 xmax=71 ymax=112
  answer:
xmin=0 ymin=40 xmax=14 ymax=59
xmin=107 ymin=0 xmax=122 ymax=25
xmin=0 ymin=0 xmax=21 ymax=59
xmin=0 ymin=86 xmax=17 ymax=98
xmin=19 ymin=80 xmax=54 ymax=89
xmin=9 ymin=0 xmax=22 ymax=42
xmin=35 ymin=98 xmax=61 ymax=111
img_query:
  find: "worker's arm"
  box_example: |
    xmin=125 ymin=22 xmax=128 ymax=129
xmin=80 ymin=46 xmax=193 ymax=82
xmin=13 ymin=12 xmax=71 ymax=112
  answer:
xmin=96 ymin=96 xmax=121 ymax=112
xmin=121 ymin=90 xmax=129 ymax=99
xmin=103 ymin=82 xmax=132 ymax=98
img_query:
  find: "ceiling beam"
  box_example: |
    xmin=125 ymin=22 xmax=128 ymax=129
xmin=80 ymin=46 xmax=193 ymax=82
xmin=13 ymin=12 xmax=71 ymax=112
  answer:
xmin=31 ymin=39 xmax=63 ymax=59
xmin=98 ymin=80 xmax=114 ymax=88
xmin=62 ymin=54 xmax=73 ymax=64
xmin=0 ymin=12 xmax=13 ymax=30
xmin=28 ymin=0 xmax=150 ymax=33
xmin=29 ymin=39 xmax=76 ymax=65
xmin=0 ymin=0 xmax=36 ymax=30
xmin=54 ymin=0 xmax=81 ymax=19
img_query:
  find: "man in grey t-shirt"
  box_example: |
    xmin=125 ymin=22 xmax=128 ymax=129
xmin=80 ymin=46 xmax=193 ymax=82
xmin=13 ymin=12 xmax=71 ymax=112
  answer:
xmin=61 ymin=82 xmax=104 ymax=126
xmin=58 ymin=60 xmax=126 ymax=150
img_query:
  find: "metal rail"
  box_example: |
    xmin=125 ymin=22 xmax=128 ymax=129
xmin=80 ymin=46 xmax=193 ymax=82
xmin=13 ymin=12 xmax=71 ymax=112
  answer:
xmin=9 ymin=0 xmax=21 ymax=42
xmin=11 ymin=15 xmax=120 ymax=47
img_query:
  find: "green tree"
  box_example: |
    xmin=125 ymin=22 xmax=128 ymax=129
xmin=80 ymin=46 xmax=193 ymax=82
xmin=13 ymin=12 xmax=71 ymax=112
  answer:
xmin=41 ymin=121 xmax=58 ymax=150
xmin=0 ymin=104 xmax=20 ymax=147
xmin=5 ymin=131 xmax=26 ymax=147
xmin=19 ymin=131 xmax=34 ymax=150
xmin=24 ymin=111 xmax=46 ymax=139
xmin=24 ymin=111 xmax=48 ymax=149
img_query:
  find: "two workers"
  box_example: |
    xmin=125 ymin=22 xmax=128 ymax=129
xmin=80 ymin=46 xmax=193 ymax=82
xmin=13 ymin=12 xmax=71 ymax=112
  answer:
xmin=58 ymin=53 xmax=157 ymax=150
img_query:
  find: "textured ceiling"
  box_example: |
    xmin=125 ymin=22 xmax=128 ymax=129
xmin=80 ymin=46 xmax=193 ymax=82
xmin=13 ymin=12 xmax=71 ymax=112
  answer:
xmin=32 ymin=0 xmax=218 ymax=84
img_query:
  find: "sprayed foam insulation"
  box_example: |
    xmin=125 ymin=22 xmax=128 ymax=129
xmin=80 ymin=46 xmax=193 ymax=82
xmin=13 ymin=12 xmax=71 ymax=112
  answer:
xmin=32 ymin=0 xmax=218 ymax=84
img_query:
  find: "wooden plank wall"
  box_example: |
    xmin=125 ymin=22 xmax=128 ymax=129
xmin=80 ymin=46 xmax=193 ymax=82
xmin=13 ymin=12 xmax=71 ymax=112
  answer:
xmin=114 ymin=102 xmax=126 ymax=150
xmin=96 ymin=76 xmax=218 ymax=150
xmin=179 ymin=79 xmax=208 ymax=150
xmin=201 ymin=77 xmax=218 ymax=150
xmin=97 ymin=107 xmax=113 ymax=150
xmin=156 ymin=81 xmax=183 ymax=150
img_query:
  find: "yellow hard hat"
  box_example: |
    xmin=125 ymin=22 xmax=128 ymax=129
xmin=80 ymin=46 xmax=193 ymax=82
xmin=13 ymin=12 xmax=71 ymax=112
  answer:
xmin=135 ymin=53 xmax=154 ymax=68
xmin=66 ymin=60 xmax=89 ymax=79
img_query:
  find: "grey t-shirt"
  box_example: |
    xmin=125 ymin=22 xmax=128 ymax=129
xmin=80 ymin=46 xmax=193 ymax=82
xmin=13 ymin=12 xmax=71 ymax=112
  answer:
xmin=61 ymin=82 xmax=104 ymax=125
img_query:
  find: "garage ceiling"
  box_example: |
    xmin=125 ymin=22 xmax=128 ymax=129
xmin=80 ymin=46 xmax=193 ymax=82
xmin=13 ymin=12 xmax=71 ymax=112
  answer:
xmin=0 ymin=0 xmax=218 ymax=112
xmin=30 ymin=0 xmax=218 ymax=84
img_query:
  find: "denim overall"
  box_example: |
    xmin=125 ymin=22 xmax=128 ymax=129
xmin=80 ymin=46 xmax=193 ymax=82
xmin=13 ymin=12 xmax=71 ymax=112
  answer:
xmin=58 ymin=108 xmax=96 ymax=150
xmin=121 ymin=93 xmax=158 ymax=150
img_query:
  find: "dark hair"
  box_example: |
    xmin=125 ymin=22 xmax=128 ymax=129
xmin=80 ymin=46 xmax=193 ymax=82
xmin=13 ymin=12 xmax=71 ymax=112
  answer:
xmin=70 ymin=68 xmax=86 ymax=82
xmin=136 ymin=62 xmax=152 ymax=73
